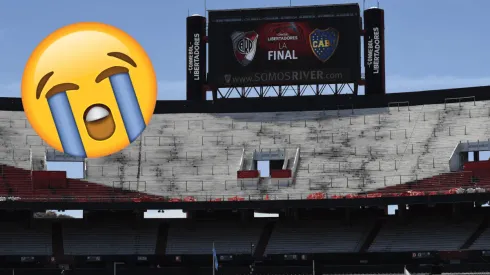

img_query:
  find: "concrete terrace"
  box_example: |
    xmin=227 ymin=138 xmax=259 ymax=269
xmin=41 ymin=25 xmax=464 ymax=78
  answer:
xmin=0 ymin=97 xmax=488 ymax=200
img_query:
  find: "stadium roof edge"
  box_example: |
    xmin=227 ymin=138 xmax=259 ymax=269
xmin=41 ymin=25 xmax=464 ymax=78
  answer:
xmin=2 ymin=85 xmax=489 ymax=114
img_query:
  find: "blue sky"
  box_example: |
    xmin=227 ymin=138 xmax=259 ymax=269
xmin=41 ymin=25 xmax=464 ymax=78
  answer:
xmin=2 ymin=0 xmax=489 ymax=217
xmin=0 ymin=0 xmax=489 ymax=99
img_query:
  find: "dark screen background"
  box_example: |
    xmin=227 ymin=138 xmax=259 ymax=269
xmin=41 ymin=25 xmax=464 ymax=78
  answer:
xmin=208 ymin=17 xmax=360 ymax=86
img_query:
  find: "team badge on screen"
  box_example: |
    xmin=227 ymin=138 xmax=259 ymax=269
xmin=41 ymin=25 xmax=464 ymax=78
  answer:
xmin=309 ymin=28 xmax=339 ymax=63
xmin=231 ymin=31 xmax=259 ymax=66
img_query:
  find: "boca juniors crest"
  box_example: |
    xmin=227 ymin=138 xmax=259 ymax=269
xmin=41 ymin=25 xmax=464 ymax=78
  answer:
xmin=231 ymin=31 xmax=259 ymax=66
xmin=309 ymin=28 xmax=339 ymax=63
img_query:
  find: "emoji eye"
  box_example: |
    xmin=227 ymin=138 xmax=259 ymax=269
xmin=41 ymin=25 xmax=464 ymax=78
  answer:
xmin=95 ymin=66 xmax=129 ymax=83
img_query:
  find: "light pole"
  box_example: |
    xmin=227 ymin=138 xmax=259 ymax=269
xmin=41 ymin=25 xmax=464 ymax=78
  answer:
xmin=114 ymin=262 xmax=125 ymax=275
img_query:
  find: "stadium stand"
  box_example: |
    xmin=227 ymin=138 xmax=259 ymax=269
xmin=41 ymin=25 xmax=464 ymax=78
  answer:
xmin=469 ymin=225 xmax=490 ymax=250
xmin=0 ymin=206 xmax=489 ymax=274
xmin=368 ymin=216 xmax=480 ymax=252
xmin=0 ymin=162 xmax=489 ymax=274
xmin=83 ymin=99 xmax=490 ymax=199
xmin=62 ymin=221 xmax=158 ymax=255
xmin=0 ymin=221 xmax=52 ymax=255
xmin=166 ymin=220 xmax=264 ymax=255
xmin=265 ymin=219 xmax=372 ymax=254
xmin=0 ymin=97 xmax=489 ymax=202
xmin=0 ymin=207 xmax=487 ymax=256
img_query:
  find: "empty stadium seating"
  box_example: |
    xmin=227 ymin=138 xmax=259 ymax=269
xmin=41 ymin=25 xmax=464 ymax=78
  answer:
xmin=0 ymin=222 xmax=52 ymax=255
xmin=63 ymin=221 xmax=158 ymax=255
xmin=470 ymin=226 xmax=490 ymax=250
xmin=369 ymin=217 xmax=480 ymax=252
xmin=0 ymin=205 xmax=487 ymax=257
xmin=265 ymin=220 xmax=373 ymax=254
xmin=166 ymin=221 xmax=264 ymax=255
xmin=0 ymin=97 xmax=488 ymax=201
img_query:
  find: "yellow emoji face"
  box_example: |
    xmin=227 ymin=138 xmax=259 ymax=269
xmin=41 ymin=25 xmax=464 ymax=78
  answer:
xmin=22 ymin=22 xmax=157 ymax=158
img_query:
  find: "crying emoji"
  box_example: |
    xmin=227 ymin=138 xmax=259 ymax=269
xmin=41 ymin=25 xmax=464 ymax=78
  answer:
xmin=21 ymin=22 xmax=157 ymax=158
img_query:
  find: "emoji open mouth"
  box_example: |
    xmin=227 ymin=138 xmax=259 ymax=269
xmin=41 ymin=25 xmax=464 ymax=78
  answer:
xmin=84 ymin=104 xmax=116 ymax=141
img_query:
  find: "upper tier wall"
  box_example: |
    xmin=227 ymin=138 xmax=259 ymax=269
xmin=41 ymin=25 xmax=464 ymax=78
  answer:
xmin=0 ymin=92 xmax=488 ymax=200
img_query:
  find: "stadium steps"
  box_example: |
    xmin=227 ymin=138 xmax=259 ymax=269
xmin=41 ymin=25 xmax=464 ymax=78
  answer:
xmin=359 ymin=219 xmax=385 ymax=252
xmin=253 ymin=221 xmax=276 ymax=258
xmin=0 ymin=100 xmax=489 ymax=198
xmin=460 ymin=215 xmax=489 ymax=249
xmin=155 ymin=223 xmax=169 ymax=255
xmin=52 ymin=222 xmax=64 ymax=256
xmin=99 ymin=103 xmax=488 ymax=196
